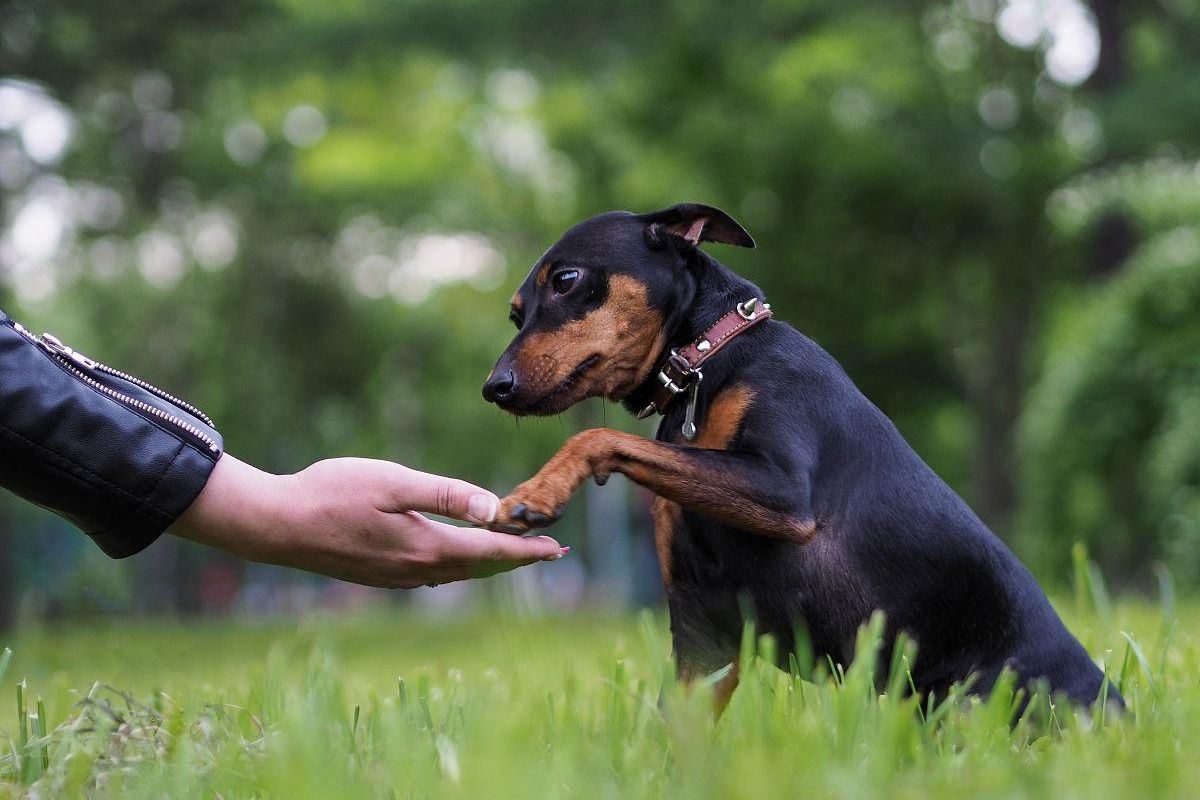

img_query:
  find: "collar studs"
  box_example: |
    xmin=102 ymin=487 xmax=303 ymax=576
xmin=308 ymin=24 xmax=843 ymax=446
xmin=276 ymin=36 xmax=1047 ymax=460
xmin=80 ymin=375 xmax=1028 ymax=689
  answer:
xmin=736 ymin=297 xmax=760 ymax=320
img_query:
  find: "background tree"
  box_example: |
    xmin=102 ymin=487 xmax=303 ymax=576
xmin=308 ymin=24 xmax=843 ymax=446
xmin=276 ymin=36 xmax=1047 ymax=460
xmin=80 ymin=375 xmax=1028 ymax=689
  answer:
xmin=1 ymin=0 xmax=1197 ymax=616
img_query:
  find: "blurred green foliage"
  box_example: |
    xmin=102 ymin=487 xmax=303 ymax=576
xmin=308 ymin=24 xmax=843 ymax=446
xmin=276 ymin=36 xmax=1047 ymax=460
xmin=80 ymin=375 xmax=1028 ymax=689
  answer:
xmin=1022 ymin=160 xmax=1200 ymax=584
xmin=1 ymin=0 xmax=1199 ymax=605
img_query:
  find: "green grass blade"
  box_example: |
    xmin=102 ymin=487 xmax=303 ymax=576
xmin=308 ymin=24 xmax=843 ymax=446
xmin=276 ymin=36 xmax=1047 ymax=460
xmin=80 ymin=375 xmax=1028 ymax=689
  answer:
xmin=793 ymin=626 xmax=814 ymax=682
xmin=1070 ymin=542 xmax=1112 ymax=623
xmin=886 ymin=631 xmax=916 ymax=700
xmin=1087 ymin=560 xmax=1113 ymax=623
xmin=1121 ymin=631 xmax=1159 ymax=700
xmin=1155 ymin=562 xmax=1176 ymax=629
xmin=36 ymin=697 xmax=48 ymax=772
xmin=1072 ymin=541 xmax=1090 ymax=617
xmin=697 ymin=663 xmax=734 ymax=690
xmin=16 ymin=679 xmax=29 ymax=784
xmin=1117 ymin=639 xmax=1135 ymax=697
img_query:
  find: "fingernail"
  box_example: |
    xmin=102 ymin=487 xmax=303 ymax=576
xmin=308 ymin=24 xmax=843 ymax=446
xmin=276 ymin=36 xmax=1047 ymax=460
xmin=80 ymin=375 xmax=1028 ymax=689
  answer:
xmin=543 ymin=545 xmax=569 ymax=561
xmin=467 ymin=494 xmax=498 ymax=524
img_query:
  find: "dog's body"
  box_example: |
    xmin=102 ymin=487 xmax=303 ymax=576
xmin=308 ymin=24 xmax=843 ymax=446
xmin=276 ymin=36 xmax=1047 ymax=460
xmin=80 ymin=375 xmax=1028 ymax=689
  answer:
xmin=483 ymin=204 xmax=1118 ymax=710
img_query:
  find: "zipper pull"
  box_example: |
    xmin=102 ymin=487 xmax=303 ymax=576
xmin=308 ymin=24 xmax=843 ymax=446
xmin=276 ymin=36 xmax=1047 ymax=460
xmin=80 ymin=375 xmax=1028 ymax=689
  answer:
xmin=681 ymin=371 xmax=703 ymax=441
xmin=39 ymin=332 xmax=98 ymax=370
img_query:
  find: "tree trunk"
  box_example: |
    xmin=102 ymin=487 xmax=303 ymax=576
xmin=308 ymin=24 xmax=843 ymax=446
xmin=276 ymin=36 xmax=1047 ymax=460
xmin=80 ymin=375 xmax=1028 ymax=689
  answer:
xmin=580 ymin=402 xmax=635 ymax=607
xmin=1089 ymin=0 xmax=1124 ymax=91
xmin=967 ymin=0 xmax=1128 ymax=534
xmin=971 ymin=301 xmax=1031 ymax=536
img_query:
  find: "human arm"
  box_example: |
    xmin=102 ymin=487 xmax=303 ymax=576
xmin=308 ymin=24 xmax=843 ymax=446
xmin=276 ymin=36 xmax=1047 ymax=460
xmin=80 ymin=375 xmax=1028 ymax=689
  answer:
xmin=0 ymin=310 xmax=220 ymax=557
xmin=0 ymin=311 xmax=564 ymax=583
xmin=173 ymin=454 xmax=566 ymax=588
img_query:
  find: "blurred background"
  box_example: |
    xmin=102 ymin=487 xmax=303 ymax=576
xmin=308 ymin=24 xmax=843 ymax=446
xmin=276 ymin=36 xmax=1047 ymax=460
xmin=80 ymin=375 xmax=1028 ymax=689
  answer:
xmin=1 ymin=0 xmax=1198 ymax=630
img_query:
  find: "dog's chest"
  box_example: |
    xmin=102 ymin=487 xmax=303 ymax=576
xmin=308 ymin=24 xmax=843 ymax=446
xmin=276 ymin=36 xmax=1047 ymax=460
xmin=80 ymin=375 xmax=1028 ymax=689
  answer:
xmin=657 ymin=384 xmax=754 ymax=450
xmin=652 ymin=385 xmax=755 ymax=586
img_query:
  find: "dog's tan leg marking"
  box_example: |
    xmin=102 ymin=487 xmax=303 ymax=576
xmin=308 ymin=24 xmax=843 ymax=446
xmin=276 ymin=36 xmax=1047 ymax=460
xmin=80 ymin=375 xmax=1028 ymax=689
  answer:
xmin=710 ymin=663 xmax=741 ymax=716
xmin=650 ymin=386 xmax=753 ymax=588
xmin=677 ymin=662 xmax=741 ymax=717
xmin=651 ymin=496 xmax=682 ymax=588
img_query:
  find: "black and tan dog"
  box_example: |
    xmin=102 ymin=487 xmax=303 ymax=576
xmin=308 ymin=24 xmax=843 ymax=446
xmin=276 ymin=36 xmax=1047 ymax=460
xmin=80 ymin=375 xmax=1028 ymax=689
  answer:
xmin=482 ymin=203 xmax=1118 ymax=712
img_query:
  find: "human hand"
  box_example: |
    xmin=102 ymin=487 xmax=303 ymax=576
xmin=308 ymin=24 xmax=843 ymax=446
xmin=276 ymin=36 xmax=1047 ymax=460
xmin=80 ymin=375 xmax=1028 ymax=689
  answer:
xmin=173 ymin=454 xmax=568 ymax=588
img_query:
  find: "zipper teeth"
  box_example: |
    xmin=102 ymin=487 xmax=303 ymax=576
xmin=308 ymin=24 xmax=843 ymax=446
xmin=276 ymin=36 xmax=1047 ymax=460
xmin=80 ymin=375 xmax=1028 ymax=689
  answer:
xmin=50 ymin=350 xmax=219 ymax=454
xmin=11 ymin=321 xmax=219 ymax=452
xmin=90 ymin=362 xmax=215 ymax=427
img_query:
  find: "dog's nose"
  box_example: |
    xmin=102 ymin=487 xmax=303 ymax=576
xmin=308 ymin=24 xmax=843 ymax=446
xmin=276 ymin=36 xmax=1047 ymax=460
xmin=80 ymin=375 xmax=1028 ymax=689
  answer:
xmin=482 ymin=370 xmax=516 ymax=404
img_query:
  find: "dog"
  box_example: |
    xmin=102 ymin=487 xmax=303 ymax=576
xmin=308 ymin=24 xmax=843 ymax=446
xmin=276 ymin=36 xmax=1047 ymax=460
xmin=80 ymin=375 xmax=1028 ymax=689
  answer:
xmin=481 ymin=203 xmax=1120 ymax=713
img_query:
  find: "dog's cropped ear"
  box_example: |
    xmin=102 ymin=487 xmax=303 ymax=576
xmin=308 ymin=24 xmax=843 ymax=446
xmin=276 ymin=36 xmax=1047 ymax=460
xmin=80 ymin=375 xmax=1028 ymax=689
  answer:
xmin=639 ymin=203 xmax=756 ymax=249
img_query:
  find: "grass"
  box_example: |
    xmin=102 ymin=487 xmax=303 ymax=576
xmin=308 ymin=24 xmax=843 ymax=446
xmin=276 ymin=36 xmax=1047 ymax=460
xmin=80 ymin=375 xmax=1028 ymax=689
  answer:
xmin=0 ymin=595 xmax=1193 ymax=799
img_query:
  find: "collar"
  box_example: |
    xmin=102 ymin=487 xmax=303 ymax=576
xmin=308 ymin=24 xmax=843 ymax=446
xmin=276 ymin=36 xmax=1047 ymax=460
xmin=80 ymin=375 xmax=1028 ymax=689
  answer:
xmin=637 ymin=297 xmax=773 ymax=439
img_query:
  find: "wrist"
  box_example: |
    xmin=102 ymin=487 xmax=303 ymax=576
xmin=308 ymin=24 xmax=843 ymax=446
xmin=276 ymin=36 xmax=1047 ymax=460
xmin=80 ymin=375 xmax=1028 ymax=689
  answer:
xmin=173 ymin=454 xmax=295 ymax=562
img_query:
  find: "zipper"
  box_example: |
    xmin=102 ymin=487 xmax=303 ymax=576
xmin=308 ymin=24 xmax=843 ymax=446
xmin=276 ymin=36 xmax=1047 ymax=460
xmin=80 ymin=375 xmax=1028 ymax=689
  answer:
xmin=45 ymin=335 xmax=217 ymax=427
xmin=13 ymin=322 xmax=219 ymax=454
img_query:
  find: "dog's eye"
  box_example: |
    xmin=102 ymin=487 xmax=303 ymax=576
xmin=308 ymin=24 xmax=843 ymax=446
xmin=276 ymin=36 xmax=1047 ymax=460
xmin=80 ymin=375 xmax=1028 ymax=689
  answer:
xmin=509 ymin=309 xmax=524 ymax=329
xmin=551 ymin=269 xmax=579 ymax=295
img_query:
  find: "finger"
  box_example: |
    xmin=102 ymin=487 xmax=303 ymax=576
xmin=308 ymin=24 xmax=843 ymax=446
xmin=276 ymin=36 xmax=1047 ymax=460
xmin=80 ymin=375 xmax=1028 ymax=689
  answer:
xmin=430 ymin=520 xmax=567 ymax=563
xmin=390 ymin=468 xmax=499 ymax=524
xmin=426 ymin=556 xmax=548 ymax=585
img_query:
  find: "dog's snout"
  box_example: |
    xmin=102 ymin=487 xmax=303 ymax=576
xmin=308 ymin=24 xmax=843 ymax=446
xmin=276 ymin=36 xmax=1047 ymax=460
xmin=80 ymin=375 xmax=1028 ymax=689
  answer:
xmin=483 ymin=370 xmax=517 ymax=404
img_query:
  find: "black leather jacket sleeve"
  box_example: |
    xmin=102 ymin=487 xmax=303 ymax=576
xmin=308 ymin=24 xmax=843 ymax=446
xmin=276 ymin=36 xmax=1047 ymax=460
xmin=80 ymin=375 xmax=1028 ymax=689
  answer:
xmin=0 ymin=309 xmax=224 ymax=558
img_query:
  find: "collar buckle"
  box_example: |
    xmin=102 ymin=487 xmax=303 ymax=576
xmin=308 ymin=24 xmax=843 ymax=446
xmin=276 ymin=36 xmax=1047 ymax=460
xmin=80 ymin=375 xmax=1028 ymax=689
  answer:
xmin=638 ymin=299 xmax=773 ymax=422
xmin=638 ymin=349 xmax=699 ymax=418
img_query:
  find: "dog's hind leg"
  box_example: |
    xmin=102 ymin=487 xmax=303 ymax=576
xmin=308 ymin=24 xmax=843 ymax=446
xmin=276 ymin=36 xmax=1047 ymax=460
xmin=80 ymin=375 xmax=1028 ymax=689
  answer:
xmin=676 ymin=660 xmax=740 ymax=717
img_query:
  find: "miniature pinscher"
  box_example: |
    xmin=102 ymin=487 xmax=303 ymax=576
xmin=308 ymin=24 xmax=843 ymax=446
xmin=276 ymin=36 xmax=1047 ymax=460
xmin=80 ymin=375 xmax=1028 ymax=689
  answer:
xmin=482 ymin=203 xmax=1119 ymax=712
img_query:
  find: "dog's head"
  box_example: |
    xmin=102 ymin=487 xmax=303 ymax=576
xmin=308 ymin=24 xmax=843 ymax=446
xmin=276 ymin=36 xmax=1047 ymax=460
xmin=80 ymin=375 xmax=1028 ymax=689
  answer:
xmin=482 ymin=203 xmax=754 ymax=416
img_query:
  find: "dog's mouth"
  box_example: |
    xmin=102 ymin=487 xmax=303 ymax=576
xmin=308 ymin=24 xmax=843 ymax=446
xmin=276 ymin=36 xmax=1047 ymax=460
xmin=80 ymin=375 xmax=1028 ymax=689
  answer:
xmin=506 ymin=354 xmax=601 ymax=416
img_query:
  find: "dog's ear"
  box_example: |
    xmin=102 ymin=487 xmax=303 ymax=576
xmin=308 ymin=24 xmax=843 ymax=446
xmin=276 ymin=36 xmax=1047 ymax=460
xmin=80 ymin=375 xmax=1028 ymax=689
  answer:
xmin=639 ymin=203 xmax=756 ymax=249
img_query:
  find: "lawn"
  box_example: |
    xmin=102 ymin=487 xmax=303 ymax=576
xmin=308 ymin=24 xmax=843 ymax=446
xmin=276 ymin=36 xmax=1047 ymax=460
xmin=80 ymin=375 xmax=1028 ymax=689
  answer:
xmin=0 ymin=592 xmax=1193 ymax=799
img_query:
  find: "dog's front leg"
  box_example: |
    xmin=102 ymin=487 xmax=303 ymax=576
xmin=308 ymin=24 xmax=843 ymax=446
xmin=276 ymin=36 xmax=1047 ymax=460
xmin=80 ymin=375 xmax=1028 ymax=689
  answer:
xmin=487 ymin=429 xmax=601 ymax=532
xmin=491 ymin=428 xmax=815 ymax=542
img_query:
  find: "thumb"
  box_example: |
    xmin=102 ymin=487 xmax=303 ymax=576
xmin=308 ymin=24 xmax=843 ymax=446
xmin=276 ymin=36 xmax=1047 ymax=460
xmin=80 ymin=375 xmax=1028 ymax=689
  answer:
xmin=391 ymin=468 xmax=499 ymax=524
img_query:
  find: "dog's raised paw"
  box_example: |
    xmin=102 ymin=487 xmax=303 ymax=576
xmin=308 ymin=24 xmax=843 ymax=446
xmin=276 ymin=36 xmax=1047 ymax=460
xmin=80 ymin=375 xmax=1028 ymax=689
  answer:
xmin=495 ymin=492 xmax=566 ymax=532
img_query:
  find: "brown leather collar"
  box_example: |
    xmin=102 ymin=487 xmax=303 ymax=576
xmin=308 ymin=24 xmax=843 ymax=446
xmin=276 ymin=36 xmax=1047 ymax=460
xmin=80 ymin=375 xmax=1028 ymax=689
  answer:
xmin=637 ymin=297 xmax=772 ymax=435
